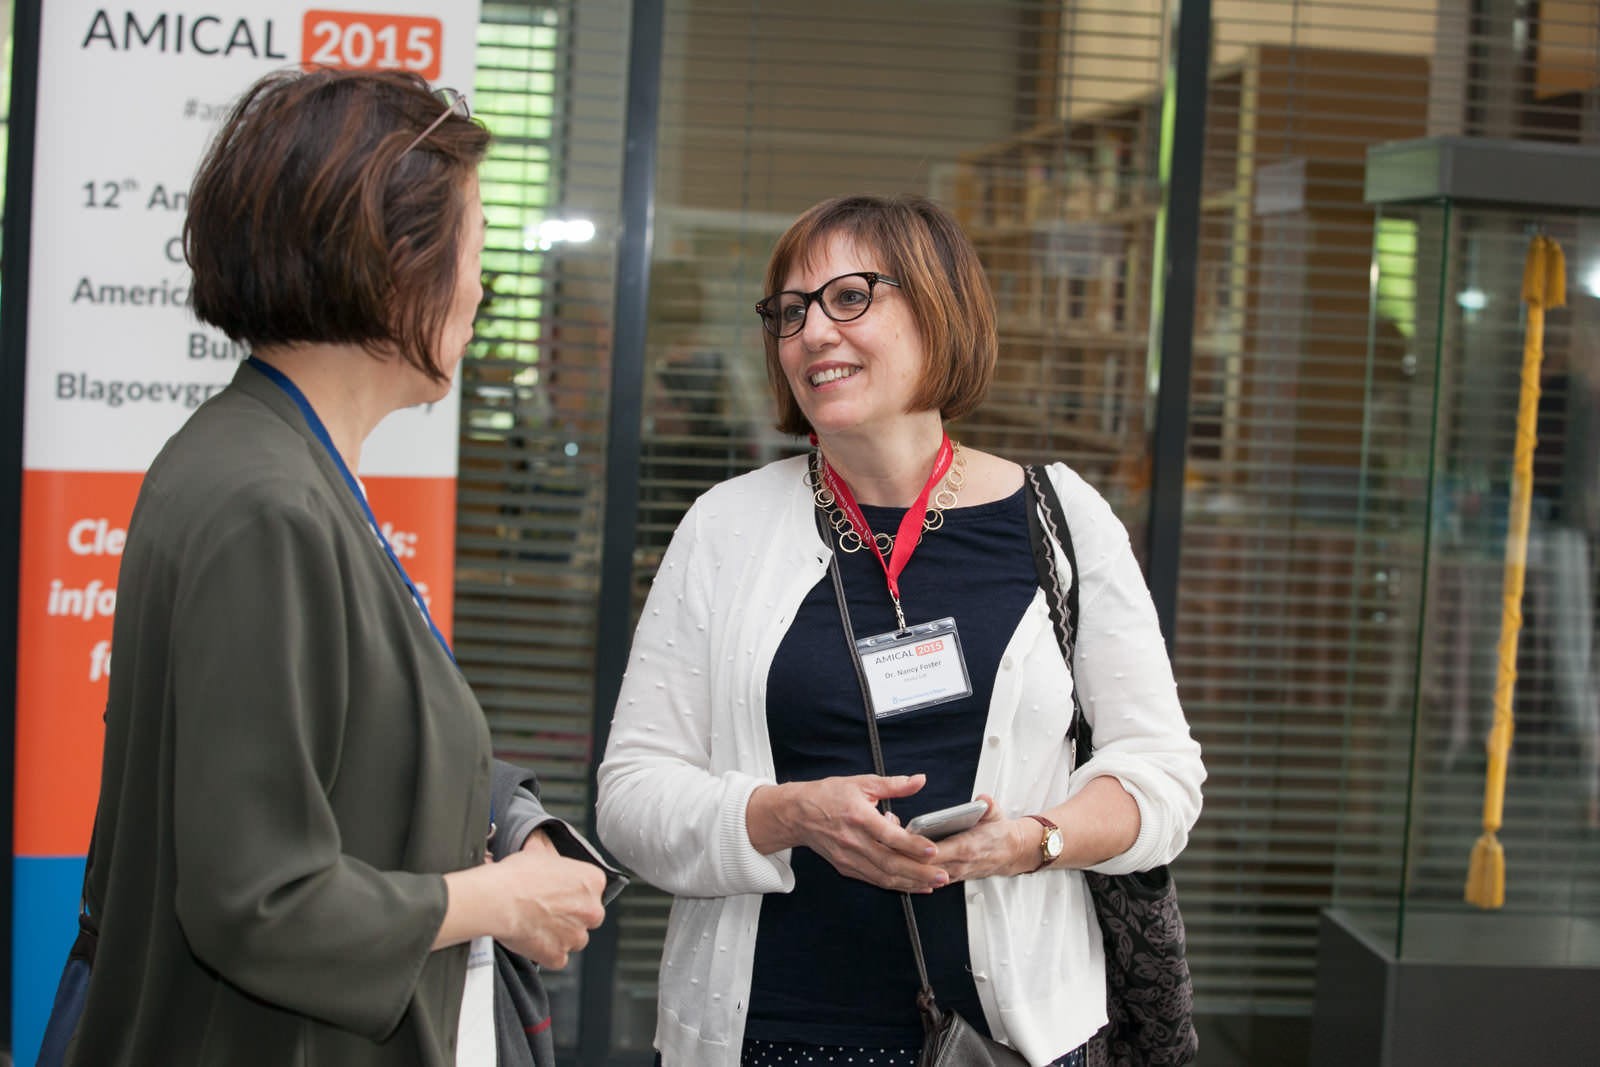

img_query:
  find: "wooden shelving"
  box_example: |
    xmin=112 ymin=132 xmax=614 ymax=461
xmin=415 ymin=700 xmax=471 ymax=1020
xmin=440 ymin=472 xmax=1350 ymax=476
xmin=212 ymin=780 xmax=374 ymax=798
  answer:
xmin=949 ymin=44 xmax=1431 ymax=479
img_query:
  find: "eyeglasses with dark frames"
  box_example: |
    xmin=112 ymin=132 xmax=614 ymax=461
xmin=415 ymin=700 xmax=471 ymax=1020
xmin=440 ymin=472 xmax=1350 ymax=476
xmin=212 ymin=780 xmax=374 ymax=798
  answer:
xmin=755 ymin=271 xmax=900 ymax=339
xmin=401 ymin=87 xmax=470 ymax=157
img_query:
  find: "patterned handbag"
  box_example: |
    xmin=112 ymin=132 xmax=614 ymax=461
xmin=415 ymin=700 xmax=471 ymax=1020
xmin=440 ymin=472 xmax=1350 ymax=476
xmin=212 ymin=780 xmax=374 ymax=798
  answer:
xmin=1023 ymin=465 xmax=1199 ymax=1067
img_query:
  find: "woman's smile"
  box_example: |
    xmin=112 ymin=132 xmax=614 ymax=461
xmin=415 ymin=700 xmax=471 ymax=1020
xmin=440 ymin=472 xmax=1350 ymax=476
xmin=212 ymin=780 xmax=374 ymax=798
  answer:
xmin=807 ymin=364 xmax=862 ymax=388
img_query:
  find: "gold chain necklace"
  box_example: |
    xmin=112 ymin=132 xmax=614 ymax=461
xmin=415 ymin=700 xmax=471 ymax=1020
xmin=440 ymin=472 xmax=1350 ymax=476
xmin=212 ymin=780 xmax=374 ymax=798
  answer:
xmin=808 ymin=443 xmax=966 ymax=555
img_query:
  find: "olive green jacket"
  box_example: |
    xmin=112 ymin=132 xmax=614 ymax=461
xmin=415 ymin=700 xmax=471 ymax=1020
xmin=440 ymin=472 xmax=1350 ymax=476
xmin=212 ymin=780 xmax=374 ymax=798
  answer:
xmin=69 ymin=361 xmax=492 ymax=1065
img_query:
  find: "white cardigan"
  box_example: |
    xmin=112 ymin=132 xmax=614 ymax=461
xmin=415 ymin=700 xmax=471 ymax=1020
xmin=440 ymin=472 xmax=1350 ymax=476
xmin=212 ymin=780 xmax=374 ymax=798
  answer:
xmin=596 ymin=456 xmax=1204 ymax=1067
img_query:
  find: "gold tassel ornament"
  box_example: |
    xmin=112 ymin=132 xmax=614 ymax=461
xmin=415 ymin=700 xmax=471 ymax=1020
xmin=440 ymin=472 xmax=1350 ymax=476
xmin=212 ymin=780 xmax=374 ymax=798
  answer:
xmin=1465 ymin=234 xmax=1567 ymax=909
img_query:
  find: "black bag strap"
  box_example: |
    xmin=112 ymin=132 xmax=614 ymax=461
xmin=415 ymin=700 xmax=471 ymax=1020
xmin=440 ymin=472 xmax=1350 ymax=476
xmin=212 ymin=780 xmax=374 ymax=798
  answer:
xmin=76 ymin=776 xmax=102 ymax=962
xmin=814 ymin=500 xmax=944 ymax=1014
xmin=1022 ymin=464 xmax=1093 ymax=763
xmin=816 ymin=462 xmax=1089 ymax=1020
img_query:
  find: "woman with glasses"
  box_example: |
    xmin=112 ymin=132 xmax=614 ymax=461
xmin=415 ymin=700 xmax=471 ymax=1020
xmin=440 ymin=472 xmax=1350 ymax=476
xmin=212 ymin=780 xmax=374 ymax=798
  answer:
xmin=58 ymin=69 xmax=619 ymax=1067
xmin=598 ymin=194 xmax=1204 ymax=1066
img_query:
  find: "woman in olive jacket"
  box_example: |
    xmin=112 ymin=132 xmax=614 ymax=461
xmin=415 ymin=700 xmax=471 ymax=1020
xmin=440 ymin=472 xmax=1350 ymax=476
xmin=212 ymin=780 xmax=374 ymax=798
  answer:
xmin=61 ymin=69 xmax=617 ymax=1066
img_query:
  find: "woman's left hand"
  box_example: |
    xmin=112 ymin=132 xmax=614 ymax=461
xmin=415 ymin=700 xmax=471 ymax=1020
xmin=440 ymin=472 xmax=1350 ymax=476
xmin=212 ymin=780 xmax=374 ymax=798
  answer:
xmin=927 ymin=796 xmax=1035 ymax=882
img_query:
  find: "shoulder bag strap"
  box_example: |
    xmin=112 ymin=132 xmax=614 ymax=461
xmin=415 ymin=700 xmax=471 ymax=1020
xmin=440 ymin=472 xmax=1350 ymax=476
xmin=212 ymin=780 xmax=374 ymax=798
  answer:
xmin=815 ymin=501 xmax=942 ymax=1011
xmin=1022 ymin=464 xmax=1093 ymax=763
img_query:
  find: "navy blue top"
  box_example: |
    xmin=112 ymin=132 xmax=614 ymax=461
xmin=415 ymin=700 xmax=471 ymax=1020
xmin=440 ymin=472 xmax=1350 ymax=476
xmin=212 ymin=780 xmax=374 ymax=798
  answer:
xmin=747 ymin=485 xmax=1039 ymax=1045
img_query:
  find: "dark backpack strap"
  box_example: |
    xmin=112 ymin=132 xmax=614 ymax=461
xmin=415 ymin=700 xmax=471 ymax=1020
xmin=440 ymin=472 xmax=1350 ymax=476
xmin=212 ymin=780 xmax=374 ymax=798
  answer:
xmin=1023 ymin=464 xmax=1094 ymax=762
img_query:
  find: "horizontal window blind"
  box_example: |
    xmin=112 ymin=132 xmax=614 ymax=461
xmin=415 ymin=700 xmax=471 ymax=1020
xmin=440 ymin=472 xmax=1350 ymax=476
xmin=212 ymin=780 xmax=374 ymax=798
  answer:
xmin=1179 ymin=3 xmax=1436 ymax=1012
xmin=952 ymin=0 xmax=1172 ymax=527
xmin=1180 ymin=0 xmax=1600 ymax=1029
xmin=455 ymin=0 xmax=629 ymax=1050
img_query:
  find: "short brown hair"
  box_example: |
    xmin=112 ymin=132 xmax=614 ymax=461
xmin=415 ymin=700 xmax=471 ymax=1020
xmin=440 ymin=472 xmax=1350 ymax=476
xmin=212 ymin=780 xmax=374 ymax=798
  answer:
xmin=762 ymin=194 xmax=997 ymax=436
xmin=185 ymin=69 xmax=489 ymax=381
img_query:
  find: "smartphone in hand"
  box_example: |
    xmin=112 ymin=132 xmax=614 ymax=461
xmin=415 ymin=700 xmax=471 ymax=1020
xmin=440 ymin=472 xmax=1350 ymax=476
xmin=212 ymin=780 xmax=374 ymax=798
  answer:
xmin=904 ymin=799 xmax=988 ymax=841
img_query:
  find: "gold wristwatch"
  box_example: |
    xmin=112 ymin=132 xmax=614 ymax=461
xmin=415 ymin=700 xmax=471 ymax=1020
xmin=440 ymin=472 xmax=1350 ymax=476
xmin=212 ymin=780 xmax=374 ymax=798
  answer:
xmin=1027 ymin=814 xmax=1063 ymax=871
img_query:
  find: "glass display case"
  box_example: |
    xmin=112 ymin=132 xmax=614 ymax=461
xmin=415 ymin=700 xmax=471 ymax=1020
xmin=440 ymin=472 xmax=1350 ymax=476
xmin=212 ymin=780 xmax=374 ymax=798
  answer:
xmin=1311 ymin=137 xmax=1600 ymax=1065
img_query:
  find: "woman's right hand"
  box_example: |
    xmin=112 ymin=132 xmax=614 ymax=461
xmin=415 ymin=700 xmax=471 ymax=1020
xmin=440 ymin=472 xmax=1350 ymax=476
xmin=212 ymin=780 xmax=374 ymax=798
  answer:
xmin=747 ymin=774 xmax=949 ymax=893
xmin=437 ymin=849 xmax=608 ymax=968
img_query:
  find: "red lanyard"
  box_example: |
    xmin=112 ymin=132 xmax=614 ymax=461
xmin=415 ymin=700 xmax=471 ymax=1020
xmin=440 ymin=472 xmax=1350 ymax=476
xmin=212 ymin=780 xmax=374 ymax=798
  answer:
xmin=820 ymin=433 xmax=954 ymax=631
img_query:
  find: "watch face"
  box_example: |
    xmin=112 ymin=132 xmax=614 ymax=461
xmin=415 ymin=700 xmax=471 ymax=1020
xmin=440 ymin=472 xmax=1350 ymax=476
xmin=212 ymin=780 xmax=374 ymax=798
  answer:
xmin=1044 ymin=828 xmax=1064 ymax=859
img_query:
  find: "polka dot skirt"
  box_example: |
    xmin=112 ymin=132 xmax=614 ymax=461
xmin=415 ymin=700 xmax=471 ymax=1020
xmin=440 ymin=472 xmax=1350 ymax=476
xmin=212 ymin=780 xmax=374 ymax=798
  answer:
xmin=737 ymin=1038 xmax=1087 ymax=1066
xmin=740 ymin=1041 xmax=918 ymax=1066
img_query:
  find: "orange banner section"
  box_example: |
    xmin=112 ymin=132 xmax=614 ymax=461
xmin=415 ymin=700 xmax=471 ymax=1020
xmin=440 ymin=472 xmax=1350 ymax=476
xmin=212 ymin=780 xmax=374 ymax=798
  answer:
xmin=301 ymin=10 xmax=444 ymax=79
xmin=15 ymin=470 xmax=458 ymax=856
xmin=364 ymin=474 xmax=458 ymax=645
xmin=15 ymin=470 xmax=142 ymax=856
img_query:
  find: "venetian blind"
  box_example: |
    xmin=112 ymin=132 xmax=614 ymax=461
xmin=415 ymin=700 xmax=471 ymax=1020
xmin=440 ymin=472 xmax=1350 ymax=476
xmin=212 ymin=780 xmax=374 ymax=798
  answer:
xmin=1178 ymin=0 xmax=1600 ymax=1050
xmin=455 ymin=0 xmax=628 ymax=1051
xmin=1174 ymin=2 xmax=1437 ymax=1021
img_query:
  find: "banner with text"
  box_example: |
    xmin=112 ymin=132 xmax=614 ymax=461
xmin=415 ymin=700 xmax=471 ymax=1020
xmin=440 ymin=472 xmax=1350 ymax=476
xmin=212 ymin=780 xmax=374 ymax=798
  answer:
xmin=14 ymin=3 xmax=480 ymax=1059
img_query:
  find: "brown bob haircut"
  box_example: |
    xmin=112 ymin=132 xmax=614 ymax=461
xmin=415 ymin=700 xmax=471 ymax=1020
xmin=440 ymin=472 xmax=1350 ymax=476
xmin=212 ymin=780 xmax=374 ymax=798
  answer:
xmin=185 ymin=68 xmax=489 ymax=381
xmin=762 ymin=194 xmax=998 ymax=437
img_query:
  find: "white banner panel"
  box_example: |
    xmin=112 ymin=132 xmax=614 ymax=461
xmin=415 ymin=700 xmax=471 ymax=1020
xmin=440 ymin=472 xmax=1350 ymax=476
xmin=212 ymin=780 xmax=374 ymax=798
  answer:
xmin=24 ymin=2 xmax=480 ymax=476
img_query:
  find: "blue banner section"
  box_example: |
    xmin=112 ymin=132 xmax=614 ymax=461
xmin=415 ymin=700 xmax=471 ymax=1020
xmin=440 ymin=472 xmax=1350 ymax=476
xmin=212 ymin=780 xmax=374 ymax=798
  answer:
xmin=14 ymin=855 xmax=86 ymax=1067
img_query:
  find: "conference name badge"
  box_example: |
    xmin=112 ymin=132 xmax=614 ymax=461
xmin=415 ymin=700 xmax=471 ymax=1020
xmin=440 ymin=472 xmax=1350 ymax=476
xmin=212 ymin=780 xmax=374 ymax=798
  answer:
xmin=854 ymin=617 xmax=972 ymax=719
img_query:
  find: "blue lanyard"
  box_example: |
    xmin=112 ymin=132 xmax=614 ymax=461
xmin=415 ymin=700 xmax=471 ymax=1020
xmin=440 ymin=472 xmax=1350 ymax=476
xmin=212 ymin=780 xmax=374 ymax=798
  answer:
xmin=247 ymin=356 xmax=455 ymax=665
